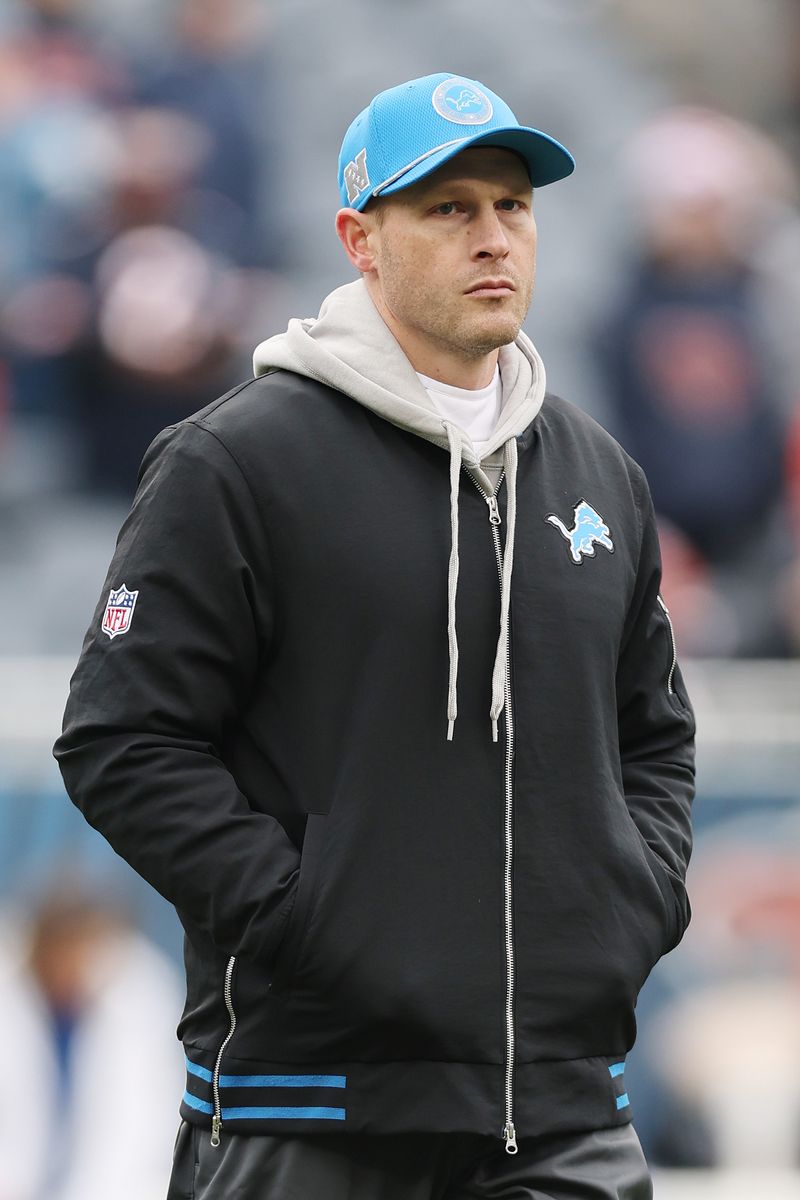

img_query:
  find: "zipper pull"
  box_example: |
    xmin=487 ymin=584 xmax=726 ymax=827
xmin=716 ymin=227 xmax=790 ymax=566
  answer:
xmin=487 ymin=495 xmax=502 ymax=526
xmin=210 ymin=1116 xmax=221 ymax=1148
xmin=503 ymin=1121 xmax=518 ymax=1154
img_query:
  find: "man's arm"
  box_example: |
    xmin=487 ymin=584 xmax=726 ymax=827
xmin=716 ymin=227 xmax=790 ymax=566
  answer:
xmin=616 ymin=470 xmax=696 ymax=943
xmin=54 ymin=419 xmax=300 ymax=964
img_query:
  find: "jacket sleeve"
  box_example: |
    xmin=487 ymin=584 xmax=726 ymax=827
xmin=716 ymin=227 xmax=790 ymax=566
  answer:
xmin=53 ymin=419 xmax=300 ymax=964
xmin=616 ymin=467 xmax=696 ymax=941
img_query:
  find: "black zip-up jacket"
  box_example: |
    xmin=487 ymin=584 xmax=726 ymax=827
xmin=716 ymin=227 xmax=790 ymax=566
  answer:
xmin=55 ymin=370 xmax=695 ymax=1150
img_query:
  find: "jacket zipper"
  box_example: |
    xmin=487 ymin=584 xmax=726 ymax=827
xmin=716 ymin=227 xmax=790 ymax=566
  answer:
xmin=210 ymin=955 xmax=237 ymax=1147
xmin=466 ymin=468 xmax=518 ymax=1155
xmin=656 ymin=595 xmax=677 ymax=695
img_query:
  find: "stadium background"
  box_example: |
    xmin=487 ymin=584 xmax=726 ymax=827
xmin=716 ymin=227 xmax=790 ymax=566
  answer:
xmin=0 ymin=0 xmax=799 ymax=1195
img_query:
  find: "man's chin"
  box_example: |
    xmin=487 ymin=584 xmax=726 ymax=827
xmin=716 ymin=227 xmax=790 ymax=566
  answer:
xmin=465 ymin=319 xmax=524 ymax=355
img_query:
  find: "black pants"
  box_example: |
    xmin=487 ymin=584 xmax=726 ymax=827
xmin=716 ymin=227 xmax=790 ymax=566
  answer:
xmin=167 ymin=1121 xmax=653 ymax=1199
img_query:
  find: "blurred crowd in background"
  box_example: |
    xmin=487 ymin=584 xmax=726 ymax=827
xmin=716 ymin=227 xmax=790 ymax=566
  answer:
xmin=1 ymin=0 xmax=800 ymax=1195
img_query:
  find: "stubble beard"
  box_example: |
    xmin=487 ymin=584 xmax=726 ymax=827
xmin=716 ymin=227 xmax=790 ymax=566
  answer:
xmin=379 ymin=254 xmax=534 ymax=361
xmin=447 ymin=295 xmax=531 ymax=358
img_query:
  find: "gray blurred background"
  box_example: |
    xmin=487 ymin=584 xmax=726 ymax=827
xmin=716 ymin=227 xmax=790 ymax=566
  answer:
xmin=1 ymin=1 xmax=799 ymax=1196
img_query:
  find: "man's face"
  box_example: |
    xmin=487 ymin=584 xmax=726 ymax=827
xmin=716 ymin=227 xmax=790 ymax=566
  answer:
xmin=364 ymin=147 xmax=537 ymax=363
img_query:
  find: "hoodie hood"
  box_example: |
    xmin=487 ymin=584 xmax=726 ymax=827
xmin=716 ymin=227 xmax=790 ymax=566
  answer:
xmin=252 ymin=278 xmax=546 ymax=470
xmin=252 ymin=278 xmax=547 ymax=744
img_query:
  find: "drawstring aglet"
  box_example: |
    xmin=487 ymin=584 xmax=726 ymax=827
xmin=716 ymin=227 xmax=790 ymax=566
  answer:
xmin=447 ymin=718 xmax=455 ymax=741
xmin=491 ymin=718 xmax=499 ymax=742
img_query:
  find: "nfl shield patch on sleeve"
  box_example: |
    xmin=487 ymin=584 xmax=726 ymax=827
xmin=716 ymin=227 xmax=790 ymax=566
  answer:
xmin=102 ymin=584 xmax=139 ymax=639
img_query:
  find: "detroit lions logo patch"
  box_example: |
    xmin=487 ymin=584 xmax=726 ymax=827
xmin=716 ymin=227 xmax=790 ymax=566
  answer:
xmin=546 ymin=500 xmax=614 ymax=564
xmin=431 ymin=78 xmax=493 ymax=125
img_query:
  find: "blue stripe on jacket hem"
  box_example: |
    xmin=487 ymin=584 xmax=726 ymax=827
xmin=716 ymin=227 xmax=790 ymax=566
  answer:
xmin=186 ymin=1058 xmax=346 ymax=1089
xmin=220 ymin=1073 xmax=347 ymax=1089
xmin=223 ymin=1106 xmax=346 ymax=1120
xmin=182 ymin=1092 xmax=346 ymax=1120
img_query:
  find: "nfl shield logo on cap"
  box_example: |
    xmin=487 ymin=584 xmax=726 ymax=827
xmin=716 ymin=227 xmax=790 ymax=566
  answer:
xmin=102 ymin=584 xmax=139 ymax=640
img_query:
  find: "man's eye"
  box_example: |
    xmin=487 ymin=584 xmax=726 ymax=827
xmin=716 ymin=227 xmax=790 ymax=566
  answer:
xmin=434 ymin=202 xmax=458 ymax=215
xmin=497 ymin=199 xmax=522 ymax=212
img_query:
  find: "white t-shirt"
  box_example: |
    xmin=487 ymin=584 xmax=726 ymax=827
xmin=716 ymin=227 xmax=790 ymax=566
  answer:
xmin=417 ymin=366 xmax=502 ymax=457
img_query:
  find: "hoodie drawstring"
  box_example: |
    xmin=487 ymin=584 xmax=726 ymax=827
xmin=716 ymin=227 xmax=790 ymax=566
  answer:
xmin=444 ymin=422 xmax=461 ymax=741
xmin=490 ymin=435 xmax=517 ymax=742
xmin=442 ymin=423 xmax=518 ymax=743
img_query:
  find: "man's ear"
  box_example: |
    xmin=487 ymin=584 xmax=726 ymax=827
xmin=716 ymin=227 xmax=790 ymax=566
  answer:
xmin=335 ymin=207 xmax=379 ymax=273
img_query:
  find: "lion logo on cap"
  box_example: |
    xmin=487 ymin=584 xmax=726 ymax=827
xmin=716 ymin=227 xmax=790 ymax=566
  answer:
xmin=432 ymin=78 xmax=493 ymax=125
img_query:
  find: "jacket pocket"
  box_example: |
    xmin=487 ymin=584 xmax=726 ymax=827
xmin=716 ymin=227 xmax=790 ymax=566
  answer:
xmin=269 ymin=813 xmax=326 ymax=995
xmin=263 ymin=796 xmax=506 ymax=1063
xmin=626 ymin=815 xmax=687 ymax=954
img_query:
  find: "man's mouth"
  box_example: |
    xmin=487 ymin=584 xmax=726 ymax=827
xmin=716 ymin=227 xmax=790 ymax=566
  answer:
xmin=465 ymin=279 xmax=516 ymax=298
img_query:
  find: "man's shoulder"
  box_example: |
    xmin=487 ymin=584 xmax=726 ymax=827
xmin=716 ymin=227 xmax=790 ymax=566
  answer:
xmin=190 ymin=369 xmax=330 ymax=439
xmin=137 ymin=371 xmax=337 ymax=487
xmin=160 ymin=369 xmax=356 ymax=474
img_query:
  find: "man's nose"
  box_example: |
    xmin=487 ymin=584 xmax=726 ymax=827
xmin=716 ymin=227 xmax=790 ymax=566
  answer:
xmin=470 ymin=207 xmax=511 ymax=259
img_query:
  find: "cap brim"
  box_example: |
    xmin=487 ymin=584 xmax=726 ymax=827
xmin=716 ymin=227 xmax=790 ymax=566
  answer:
xmin=372 ymin=125 xmax=574 ymax=205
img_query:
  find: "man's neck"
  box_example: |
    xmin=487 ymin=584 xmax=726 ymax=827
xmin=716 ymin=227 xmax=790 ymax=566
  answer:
xmin=411 ymin=350 xmax=499 ymax=390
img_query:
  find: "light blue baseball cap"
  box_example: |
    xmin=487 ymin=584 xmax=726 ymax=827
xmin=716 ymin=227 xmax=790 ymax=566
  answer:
xmin=338 ymin=72 xmax=575 ymax=211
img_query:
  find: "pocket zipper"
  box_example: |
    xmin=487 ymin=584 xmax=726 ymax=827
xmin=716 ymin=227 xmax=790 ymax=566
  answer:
xmin=656 ymin=594 xmax=677 ymax=696
xmin=210 ymin=955 xmax=237 ymax=1148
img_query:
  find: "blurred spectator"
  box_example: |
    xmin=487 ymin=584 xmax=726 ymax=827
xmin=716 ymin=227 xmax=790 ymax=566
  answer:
xmin=66 ymin=0 xmax=286 ymax=496
xmin=596 ymin=106 xmax=800 ymax=655
xmin=62 ymin=99 xmax=286 ymax=496
xmin=0 ymin=878 xmax=183 ymax=1200
xmin=74 ymin=208 xmax=278 ymax=495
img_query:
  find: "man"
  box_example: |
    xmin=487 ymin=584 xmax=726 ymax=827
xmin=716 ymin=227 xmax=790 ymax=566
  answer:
xmin=55 ymin=73 xmax=695 ymax=1199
